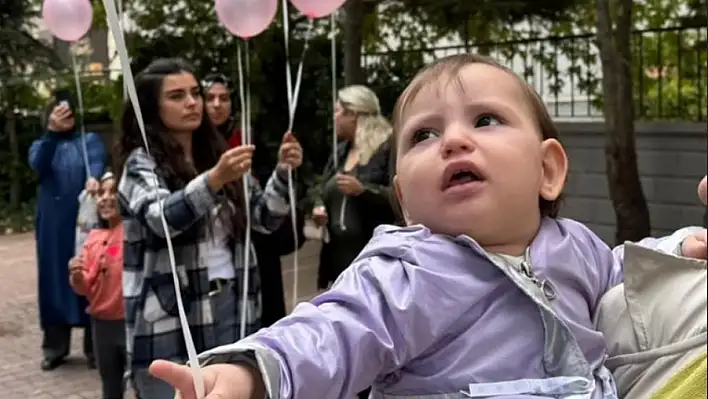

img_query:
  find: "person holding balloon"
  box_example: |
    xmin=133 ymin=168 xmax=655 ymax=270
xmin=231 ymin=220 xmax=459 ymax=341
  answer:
xmin=203 ymin=73 xmax=306 ymax=327
xmin=114 ymin=58 xmax=302 ymax=399
xmin=36 ymin=0 xmax=106 ymax=373
xmin=29 ymin=93 xmax=107 ymax=371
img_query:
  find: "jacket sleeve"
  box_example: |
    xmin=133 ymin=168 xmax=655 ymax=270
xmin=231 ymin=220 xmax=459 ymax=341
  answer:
xmin=308 ymin=153 xmax=336 ymax=209
xmin=357 ymin=140 xmax=394 ymax=209
xmin=588 ymin=225 xmax=705 ymax=295
xmin=86 ymin=133 xmax=107 ymax=179
xmin=197 ymin=254 xmax=447 ymax=398
xmin=249 ymin=169 xmax=291 ymax=234
xmin=118 ymin=149 xmax=217 ymax=238
xmin=28 ymin=132 xmax=60 ymax=177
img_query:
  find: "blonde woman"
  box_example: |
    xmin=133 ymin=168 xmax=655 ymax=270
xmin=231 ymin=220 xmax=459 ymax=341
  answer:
xmin=312 ymin=85 xmax=395 ymax=293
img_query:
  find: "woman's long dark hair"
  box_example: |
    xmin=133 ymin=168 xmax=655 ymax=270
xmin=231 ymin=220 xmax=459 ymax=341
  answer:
xmin=114 ymin=58 xmax=246 ymax=237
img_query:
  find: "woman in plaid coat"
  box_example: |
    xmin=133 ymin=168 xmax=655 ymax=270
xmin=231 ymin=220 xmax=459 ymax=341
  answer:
xmin=114 ymin=58 xmax=303 ymax=399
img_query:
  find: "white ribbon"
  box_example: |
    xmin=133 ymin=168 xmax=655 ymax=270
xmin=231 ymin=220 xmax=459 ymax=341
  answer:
xmin=281 ymin=0 xmax=314 ymax=308
xmin=330 ymin=12 xmax=338 ymax=171
xmin=339 ymin=197 xmax=347 ymax=231
xmin=322 ymin=11 xmax=340 ymax=241
xmin=101 ymin=1 xmax=205 ymax=397
xmin=235 ymin=41 xmax=253 ymax=340
xmin=69 ymin=49 xmax=91 ymax=178
xmin=115 ymin=0 xmax=127 ymax=99
xmin=327 ymin=14 xmax=347 ymax=232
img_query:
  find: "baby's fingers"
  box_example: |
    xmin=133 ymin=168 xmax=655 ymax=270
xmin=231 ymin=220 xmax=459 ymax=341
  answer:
xmin=150 ymin=360 xmax=200 ymax=399
xmin=681 ymin=231 xmax=707 ymax=260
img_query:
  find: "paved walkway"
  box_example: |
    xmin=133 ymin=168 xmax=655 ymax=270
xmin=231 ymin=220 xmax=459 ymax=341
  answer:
xmin=0 ymin=232 xmax=321 ymax=398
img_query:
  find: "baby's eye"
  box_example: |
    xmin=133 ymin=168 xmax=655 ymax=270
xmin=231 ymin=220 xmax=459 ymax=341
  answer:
xmin=411 ymin=128 xmax=439 ymax=144
xmin=475 ymin=115 xmax=502 ymax=128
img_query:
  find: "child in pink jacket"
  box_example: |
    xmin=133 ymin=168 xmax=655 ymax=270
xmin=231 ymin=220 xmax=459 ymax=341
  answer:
xmin=69 ymin=171 xmax=125 ymax=399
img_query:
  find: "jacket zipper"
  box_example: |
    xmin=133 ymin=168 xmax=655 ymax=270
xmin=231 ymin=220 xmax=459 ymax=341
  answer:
xmin=521 ymin=251 xmax=556 ymax=301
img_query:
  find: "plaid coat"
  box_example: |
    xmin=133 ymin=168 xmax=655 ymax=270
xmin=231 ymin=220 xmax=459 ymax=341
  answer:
xmin=118 ymin=148 xmax=290 ymax=370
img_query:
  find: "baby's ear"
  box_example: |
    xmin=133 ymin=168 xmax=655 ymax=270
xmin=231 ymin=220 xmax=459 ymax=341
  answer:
xmin=539 ymin=138 xmax=568 ymax=201
xmin=698 ymin=176 xmax=706 ymax=205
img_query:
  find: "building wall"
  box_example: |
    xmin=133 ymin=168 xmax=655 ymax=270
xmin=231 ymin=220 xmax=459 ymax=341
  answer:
xmin=559 ymin=121 xmax=707 ymax=244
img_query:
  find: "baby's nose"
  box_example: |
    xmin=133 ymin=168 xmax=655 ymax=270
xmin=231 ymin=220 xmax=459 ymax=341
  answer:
xmin=441 ymin=126 xmax=475 ymax=157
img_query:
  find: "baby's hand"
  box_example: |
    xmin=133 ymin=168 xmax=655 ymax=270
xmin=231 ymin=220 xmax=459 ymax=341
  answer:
xmin=681 ymin=230 xmax=707 ymax=259
xmin=149 ymin=359 xmax=265 ymax=399
xmin=681 ymin=175 xmax=707 ymax=260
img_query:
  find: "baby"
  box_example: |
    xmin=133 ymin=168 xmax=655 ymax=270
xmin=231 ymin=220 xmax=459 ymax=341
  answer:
xmin=151 ymin=54 xmax=707 ymax=399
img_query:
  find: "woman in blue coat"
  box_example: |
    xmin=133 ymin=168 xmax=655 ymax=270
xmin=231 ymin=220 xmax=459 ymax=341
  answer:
xmin=28 ymin=97 xmax=106 ymax=371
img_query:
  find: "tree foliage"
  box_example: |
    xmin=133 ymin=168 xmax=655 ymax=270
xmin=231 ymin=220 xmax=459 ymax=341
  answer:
xmin=362 ymin=0 xmax=706 ymax=120
xmin=0 ymin=0 xmax=64 ymax=103
xmin=0 ymin=0 xmax=66 ymax=212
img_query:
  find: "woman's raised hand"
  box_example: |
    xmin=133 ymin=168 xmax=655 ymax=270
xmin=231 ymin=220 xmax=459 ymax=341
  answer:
xmin=207 ymin=145 xmax=255 ymax=191
xmin=276 ymin=131 xmax=303 ymax=172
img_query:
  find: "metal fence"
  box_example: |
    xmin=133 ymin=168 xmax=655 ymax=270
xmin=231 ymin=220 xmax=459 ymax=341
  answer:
xmin=363 ymin=25 xmax=707 ymax=121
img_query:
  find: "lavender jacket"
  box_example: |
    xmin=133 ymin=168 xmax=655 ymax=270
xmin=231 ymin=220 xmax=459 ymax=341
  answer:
xmin=201 ymin=218 xmax=697 ymax=399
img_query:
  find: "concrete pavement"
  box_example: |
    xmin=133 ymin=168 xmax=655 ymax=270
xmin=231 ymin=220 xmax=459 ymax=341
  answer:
xmin=0 ymin=232 xmax=321 ymax=398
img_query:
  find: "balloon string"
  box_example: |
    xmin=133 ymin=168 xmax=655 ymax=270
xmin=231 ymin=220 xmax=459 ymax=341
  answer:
xmin=245 ymin=40 xmax=252 ymax=146
xmin=329 ymin=12 xmax=347 ymax=232
xmin=287 ymin=20 xmax=314 ymax=133
xmin=330 ymin=12 xmax=338 ymax=170
xmin=236 ymin=41 xmax=252 ymax=340
xmin=281 ymin=0 xmax=315 ymax=309
xmin=69 ymin=49 xmax=91 ymax=178
xmin=115 ymin=0 xmax=127 ymax=99
xmin=100 ymin=1 xmax=205 ymax=397
xmin=339 ymin=198 xmax=347 ymax=231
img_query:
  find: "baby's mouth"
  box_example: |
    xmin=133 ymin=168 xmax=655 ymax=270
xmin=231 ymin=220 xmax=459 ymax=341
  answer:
xmin=441 ymin=161 xmax=487 ymax=191
xmin=446 ymin=170 xmax=483 ymax=188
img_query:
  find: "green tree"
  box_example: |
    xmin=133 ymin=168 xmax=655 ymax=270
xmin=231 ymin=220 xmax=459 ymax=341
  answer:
xmin=347 ymin=0 xmax=588 ymax=86
xmin=500 ymin=0 xmax=707 ymax=121
xmin=595 ymin=0 xmax=651 ymax=244
xmin=0 ymin=0 xmax=64 ymax=210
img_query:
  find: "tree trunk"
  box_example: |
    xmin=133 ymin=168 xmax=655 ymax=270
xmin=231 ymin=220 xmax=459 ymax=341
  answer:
xmin=3 ymin=106 xmax=20 ymax=209
xmin=595 ymin=0 xmax=651 ymax=245
xmin=343 ymin=0 xmax=365 ymax=85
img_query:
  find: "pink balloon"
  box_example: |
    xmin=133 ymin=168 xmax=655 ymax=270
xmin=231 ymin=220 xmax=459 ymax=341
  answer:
xmin=215 ymin=0 xmax=278 ymax=39
xmin=42 ymin=0 xmax=93 ymax=42
xmin=289 ymin=0 xmax=346 ymax=18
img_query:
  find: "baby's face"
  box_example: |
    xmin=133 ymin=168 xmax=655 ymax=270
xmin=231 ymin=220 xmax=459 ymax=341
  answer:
xmin=394 ymin=63 xmax=566 ymax=249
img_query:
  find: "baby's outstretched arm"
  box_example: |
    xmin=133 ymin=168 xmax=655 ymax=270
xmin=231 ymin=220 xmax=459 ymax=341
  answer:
xmin=192 ymin=254 xmax=447 ymax=398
